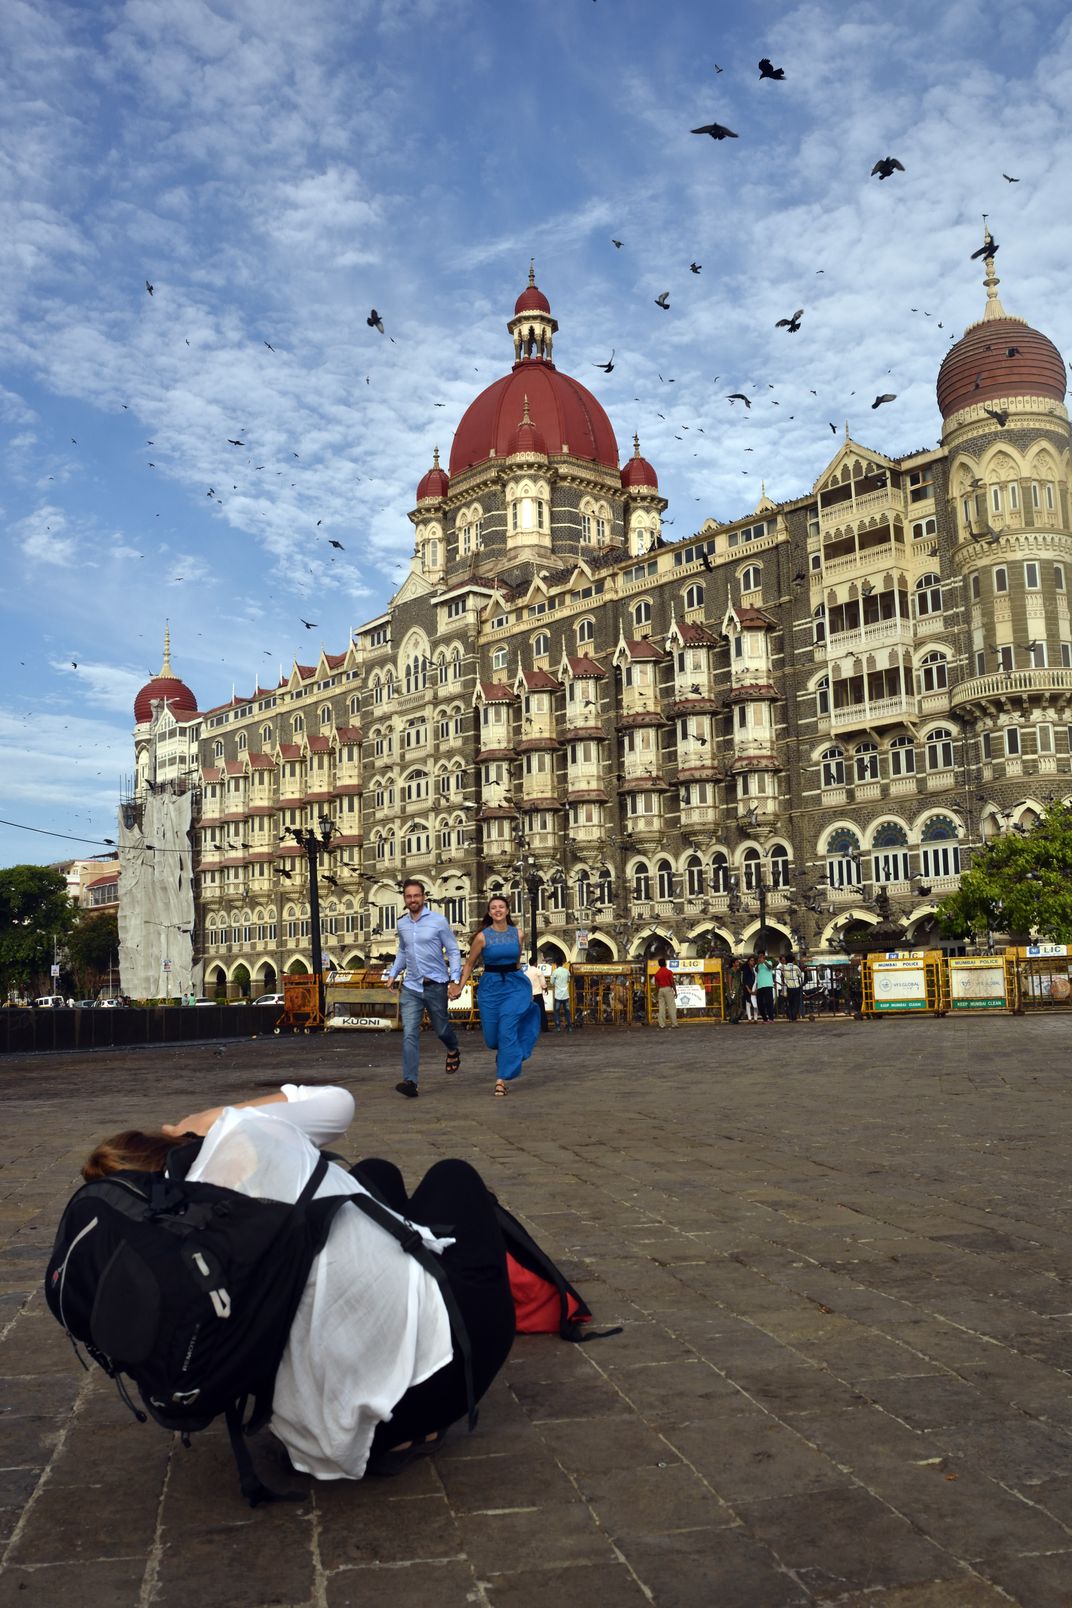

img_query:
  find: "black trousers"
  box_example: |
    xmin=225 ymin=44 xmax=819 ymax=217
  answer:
xmin=756 ymin=986 xmax=776 ymax=1021
xmin=353 ymin=1158 xmax=516 ymax=1452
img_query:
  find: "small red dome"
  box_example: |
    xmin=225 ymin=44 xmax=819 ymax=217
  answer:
xmin=512 ymin=397 xmax=547 ymax=456
xmin=514 ymin=284 xmax=551 ymax=315
xmin=134 ymin=675 xmax=198 ymax=725
xmin=450 ymin=365 xmax=618 ymax=475
xmin=622 ymin=437 xmax=658 ymax=489
xmin=937 ymin=316 xmax=1066 ymax=420
xmin=416 ymin=448 xmax=449 ymax=501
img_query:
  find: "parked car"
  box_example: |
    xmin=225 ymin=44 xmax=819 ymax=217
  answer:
xmin=74 ymin=1000 xmax=98 ymax=1009
xmin=192 ymin=997 xmax=221 ymax=1006
xmin=98 ymin=997 xmax=128 ymax=1008
xmin=33 ymin=996 xmax=68 ymax=1009
xmin=252 ymin=993 xmax=285 ymax=1006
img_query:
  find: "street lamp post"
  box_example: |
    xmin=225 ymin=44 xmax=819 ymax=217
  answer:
xmin=754 ymin=863 xmax=769 ymax=951
xmin=285 ymin=815 xmax=336 ymax=1024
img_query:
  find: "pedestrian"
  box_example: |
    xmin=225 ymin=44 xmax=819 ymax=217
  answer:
xmin=782 ymin=951 xmax=804 ymax=1021
xmin=80 ymin=1084 xmax=515 ymax=1480
xmin=773 ymin=956 xmax=786 ymax=1018
xmin=457 ymin=896 xmax=543 ymax=1097
xmin=653 ymin=954 xmax=679 ymax=1029
xmin=848 ymin=956 xmax=863 ymax=1015
xmin=754 ymin=951 xmax=776 ymax=1022
xmin=724 ymin=957 xmax=743 ymax=1024
xmin=386 ymin=879 xmax=463 ymax=1099
xmin=525 ymin=961 xmax=550 ymax=1031
xmin=741 ymin=954 xmax=758 ymax=1022
xmin=549 ymin=959 xmax=573 ymax=1031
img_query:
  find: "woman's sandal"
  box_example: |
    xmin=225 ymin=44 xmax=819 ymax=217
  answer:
xmin=494 ymin=1079 xmax=508 ymax=1097
xmin=445 ymin=1047 xmax=461 ymax=1074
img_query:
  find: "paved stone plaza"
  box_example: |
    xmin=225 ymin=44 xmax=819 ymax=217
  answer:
xmin=2 ymin=1017 xmax=1072 ymax=1607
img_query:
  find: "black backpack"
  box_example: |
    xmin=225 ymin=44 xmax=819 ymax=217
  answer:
xmin=45 ymin=1144 xmax=477 ymax=1506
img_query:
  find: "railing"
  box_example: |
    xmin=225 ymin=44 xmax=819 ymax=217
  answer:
xmin=828 ymin=616 xmax=915 ymax=654
xmin=819 ymin=487 xmax=905 ymax=527
xmin=951 ymin=668 xmax=1072 ymax=708
xmin=830 ymin=694 xmax=916 ymax=730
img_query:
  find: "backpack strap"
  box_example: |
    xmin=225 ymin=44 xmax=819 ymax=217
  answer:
xmin=347 ymin=1193 xmax=478 ymax=1433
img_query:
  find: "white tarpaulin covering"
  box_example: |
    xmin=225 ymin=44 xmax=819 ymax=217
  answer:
xmin=118 ymin=790 xmax=200 ymax=999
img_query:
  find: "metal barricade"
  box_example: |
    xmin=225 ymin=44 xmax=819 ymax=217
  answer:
xmin=645 ymin=960 xmax=726 ymax=1024
xmin=572 ymin=964 xmax=646 ymax=1027
xmin=277 ymin=974 xmax=323 ymax=1034
xmin=324 ymin=969 xmax=401 ymax=1031
xmin=1007 ymin=945 xmax=1072 ymax=1011
xmin=941 ymin=954 xmax=1017 ymax=1014
xmin=861 ymin=951 xmax=944 ymax=1016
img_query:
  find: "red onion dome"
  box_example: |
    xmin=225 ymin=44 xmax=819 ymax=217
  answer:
xmin=938 ymin=317 xmax=1065 ymax=419
xmin=134 ymin=627 xmax=197 ymax=724
xmin=621 ymin=433 xmax=658 ymax=489
xmin=450 ymin=364 xmax=618 ymax=473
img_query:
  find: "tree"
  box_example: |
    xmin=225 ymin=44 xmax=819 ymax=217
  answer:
xmin=937 ymin=802 xmax=1072 ymax=944
xmin=65 ymin=908 xmax=120 ymax=995
xmin=0 ymin=865 xmax=75 ymax=996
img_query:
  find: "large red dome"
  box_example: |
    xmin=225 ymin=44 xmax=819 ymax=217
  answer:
xmin=134 ymin=674 xmax=198 ymax=724
xmin=937 ymin=316 xmax=1066 ymax=420
xmin=449 ymin=364 xmax=619 ymax=475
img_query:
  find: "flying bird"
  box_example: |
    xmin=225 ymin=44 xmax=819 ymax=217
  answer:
xmin=758 ymin=57 xmax=785 ymax=79
xmin=300 ymin=618 xmax=318 ymax=629
xmin=871 ymin=393 xmax=897 ymax=409
xmin=654 ymin=292 xmax=670 ymax=309
xmin=702 ymin=553 xmax=715 ymax=572
xmin=690 ymin=262 xmax=702 ymax=274
xmin=611 ymin=238 xmax=623 ymax=248
xmin=775 ymin=308 xmax=804 ymax=332
xmin=593 ymin=350 xmax=615 ymax=371
xmin=970 ymin=236 xmax=998 ymax=260
xmin=263 ymin=341 xmax=275 ymax=352
xmin=227 ymin=438 xmax=244 ymax=446
xmin=367 ymin=309 xmax=385 ymax=333
xmin=726 ymin=393 xmax=752 ymax=407
xmin=828 ymin=422 xmax=837 ymax=433
xmin=328 ymin=539 xmax=344 ymax=550
xmin=870 ymin=157 xmax=905 ymax=180
xmin=691 ymin=122 xmax=738 ymax=140
xmin=713 ymin=63 xmax=723 ymax=72
xmin=145 ymin=280 xmax=154 ymax=295
xmin=983 ymin=405 xmax=1009 ymax=426
xmin=1005 ymin=346 xmax=1021 ymax=357
xmin=1002 ymin=172 xmax=1019 ymax=182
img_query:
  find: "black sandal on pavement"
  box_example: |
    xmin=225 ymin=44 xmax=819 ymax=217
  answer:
xmin=445 ymin=1048 xmax=461 ymax=1074
xmin=395 ymin=1080 xmax=419 ymax=1098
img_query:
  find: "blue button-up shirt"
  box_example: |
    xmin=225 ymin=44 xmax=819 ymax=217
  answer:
xmin=387 ymin=907 xmax=462 ymax=996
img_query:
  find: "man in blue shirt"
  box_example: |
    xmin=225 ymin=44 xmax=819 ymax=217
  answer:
xmin=386 ymin=879 xmax=463 ymax=1097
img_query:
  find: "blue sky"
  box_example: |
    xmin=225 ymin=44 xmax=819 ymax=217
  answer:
xmin=2 ymin=0 xmax=1070 ymax=868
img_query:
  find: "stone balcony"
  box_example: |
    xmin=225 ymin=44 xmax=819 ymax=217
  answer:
xmin=950 ymin=666 xmax=1072 ymax=711
xmin=830 ymin=693 xmax=916 ymax=732
xmin=819 ymin=486 xmax=905 ymax=529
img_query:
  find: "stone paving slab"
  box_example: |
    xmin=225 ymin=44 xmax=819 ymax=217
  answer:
xmin=2 ymin=1017 xmax=1072 ymax=1605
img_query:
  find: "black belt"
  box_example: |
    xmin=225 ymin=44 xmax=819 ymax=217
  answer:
xmin=483 ymin=964 xmax=518 ymax=974
xmin=421 ymin=977 xmax=449 ymax=985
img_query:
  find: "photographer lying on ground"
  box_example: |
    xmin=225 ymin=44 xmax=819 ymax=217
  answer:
xmin=79 ymin=1083 xmax=515 ymax=1479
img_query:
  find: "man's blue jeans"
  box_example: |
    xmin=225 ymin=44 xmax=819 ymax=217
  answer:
xmin=400 ymin=982 xmax=459 ymax=1085
xmin=552 ymin=997 xmax=572 ymax=1030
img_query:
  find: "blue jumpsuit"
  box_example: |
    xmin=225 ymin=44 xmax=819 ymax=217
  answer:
xmin=477 ymin=926 xmax=543 ymax=1083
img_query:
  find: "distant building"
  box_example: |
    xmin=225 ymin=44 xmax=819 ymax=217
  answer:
xmin=126 ymin=251 xmax=1071 ymax=996
xmin=58 ymin=856 xmax=120 ymax=908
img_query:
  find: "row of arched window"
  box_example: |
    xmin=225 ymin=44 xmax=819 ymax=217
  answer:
xmin=820 ymin=728 xmax=954 ymax=787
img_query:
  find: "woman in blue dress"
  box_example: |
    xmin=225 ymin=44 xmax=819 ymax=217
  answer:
xmin=457 ymin=896 xmax=543 ymax=1096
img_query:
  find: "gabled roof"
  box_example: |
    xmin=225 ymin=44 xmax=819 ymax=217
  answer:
xmin=323 ymin=650 xmax=348 ymax=669
xmin=307 ymin=734 xmax=331 ymax=752
xmin=277 ymin=743 xmax=302 ymax=760
xmin=676 ymin=622 xmax=719 ymax=646
xmin=517 ymin=667 xmax=561 ymax=691
xmin=477 ymin=681 xmax=516 ymax=703
xmin=201 ymin=766 xmax=223 ymax=782
xmin=565 ymin=654 xmax=607 ymax=679
xmin=336 ymin=725 xmax=362 ymax=742
xmin=737 ymin=606 xmax=776 ymax=629
xmin=223 ymin=760 xmax=245 ymax=776
xmin=248 ymin=752 xmax=275 ymax=769
xmin=619 ymin=638 xmax=666 ymax=661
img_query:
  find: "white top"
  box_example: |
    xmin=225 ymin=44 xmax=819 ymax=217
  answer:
xmin=185 ymin=1085 xmax=454 ymax=1480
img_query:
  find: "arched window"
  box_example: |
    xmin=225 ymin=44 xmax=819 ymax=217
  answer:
xmin=576 ymin=869 xmax=592 ymax=909
xmin=633 ymin=600 xmax=653 ymax=627
xmin=632 ymin=860 xmax=651 ymax=902
xmin=577 ymin=618 xmax=595 ymax=645
xmin=292 ymin=713 xmax=304 ymax=733
xmin=826 ymin=827 xmax=861 ymax=888
xmin=684 ymin=583 xmax=705 ymax=611
xmin=816 ymin=676 xmax=829 ymax=717
xmin=920 ymin=815 xmax=961 ymax=879
xmin=926 ymin=727 xmax=954 ymax=771
xmin=741 ymin=565 xmax=761 ymax=594
xmin=685 ymin=854 xmax=704 ymax=897
xmin=710 ymin=851 xmax=729 ymax=893
xmin=656 ymin=859 xmax=675 ymax=900
xmin=436 ymin=655 xmax=448 ymax=686
xmin=237 ymin=732 xmax=247 ymax=751
xmin=596 ymin=866 xmax=614 ymax=906
xmin=915 ymin=574 xmax=942 ymax=617
xmin=533 ymin=632 xmax=550 ymax=658
xmin=404 ymin=769 xmax=429 ymax=803
xmin=741 ymin=847 xmax=761 ymax=892
xmin=889 ymin=734 xmax=915 ymax=776
xmin=213 ymin=739 xmax=224 ymax=758
xmin=918 ymin=651 xmax=948 ymax=693
xmin=821 ymin=746 xmax=845 ymax=787
xmin=261 ymin=724 xmax=272 ymax=745
xmin=372 ymin=677 xmax=383 ymax=706
xmin=769 ymin=844 xmax=790 ymax=888
xmin=813 ymin=605 xmax=826 ymax=646
xmin=872 ymin=821 xmax=910 ymax=884
xmin=349 ymin=695 xmax=360 ymax=717
xmin=492 ymin=647 xmax=508 ymax=671
xmin=451 ymin=652 xmax=462 ymax=681
xmin=403 ymin=821 xmax=431 ymax=858
xmin=854 ymin=742 xmax=879 ymax=782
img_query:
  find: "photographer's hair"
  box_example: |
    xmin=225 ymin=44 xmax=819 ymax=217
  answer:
xmin=82 ymin=1130 xmax=173 ymax=1181
xmin=479 ymin=893 xmax=516 ymax=930
xmin=402 ymin=878 xmax=425 ymax=896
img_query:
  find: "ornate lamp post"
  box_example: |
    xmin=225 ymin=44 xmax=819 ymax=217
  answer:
xmin=284 ymin=814 xmax=336 ymax=1023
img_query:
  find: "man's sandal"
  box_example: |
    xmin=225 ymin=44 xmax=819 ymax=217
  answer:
xmin=445 ymin=1048 xmax=461 ymax=1074
xmin=494 ymin=1079 xmax=508 ymax=1097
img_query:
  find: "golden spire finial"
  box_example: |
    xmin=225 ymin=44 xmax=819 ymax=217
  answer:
xmin=980 ymin=215 xmax=1006 ymax=320
xmin=160 ymin=621 xmax=173 ymax=677
xmin=521 ymin=394 xmax=532 ymax=425
xmin=528 ymin=259 xmax=536 ymax=287
xmin=432 ymin=445 xmax=440 ymax=467
xmin=633 ymin=432 xmax=642 ymax=458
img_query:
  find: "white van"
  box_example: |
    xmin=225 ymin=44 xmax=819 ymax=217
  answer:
xmin=34 ymin=996 xmax=67 ymax=1009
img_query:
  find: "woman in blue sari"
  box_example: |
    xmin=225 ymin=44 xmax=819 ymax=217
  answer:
xmin=457 ymin=896 xmax=543 ymax=1096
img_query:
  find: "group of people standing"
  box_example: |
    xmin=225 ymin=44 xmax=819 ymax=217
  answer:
xmin=724 ymin=952 xmax=806 ymax=1024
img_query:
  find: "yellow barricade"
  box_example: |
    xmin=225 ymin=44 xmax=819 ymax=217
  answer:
xmin=861 ymin=951 xmax=944 ymax=1016
xmin=645 ymin=959 xmax=725 ymax=1025
xmin=1007 ymin=945 xmax=1072 ymax=1011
